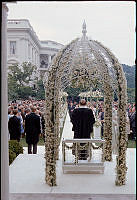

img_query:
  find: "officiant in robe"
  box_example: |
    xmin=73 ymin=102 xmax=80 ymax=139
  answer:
xmin=71 ymin=99 xmax=95 ymax=159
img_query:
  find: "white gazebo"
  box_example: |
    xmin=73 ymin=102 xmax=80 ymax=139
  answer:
xmin=45 ymin=20 xmax=128 ymax=186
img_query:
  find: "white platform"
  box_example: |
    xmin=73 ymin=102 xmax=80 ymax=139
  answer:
xmin=9 ymin=112 xmax=136 ymax=195
xmin=9 ymin=147 xmax=136 ymax=194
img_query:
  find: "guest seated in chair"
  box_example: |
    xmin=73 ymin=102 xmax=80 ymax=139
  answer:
xmin=71 ymin=99 xmax=95 ymax=160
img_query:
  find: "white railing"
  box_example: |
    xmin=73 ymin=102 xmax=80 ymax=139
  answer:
xmin=8 ymin=19 xmax=21 ymax=24
xmin=62 ymin=138 xmax=105 ymax=174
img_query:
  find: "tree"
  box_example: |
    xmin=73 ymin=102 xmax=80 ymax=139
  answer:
xmin=34 ymin=80 xmax=45 ymax=100
xmin=65 ymin=86 xmax=87 ymax=97
xmin=127 ymin=88 xmax=135 ymax=103
xmin=122 ymin=64 xmax=135 ymax=88
xmin=122 ymin=64 xmax=136 ymax=103
xmin=8 ymin=62 xmax=38 ymax=101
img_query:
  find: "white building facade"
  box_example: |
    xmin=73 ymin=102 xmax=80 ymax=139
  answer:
xmin=7 ymin=19 xmax=64 ymax=72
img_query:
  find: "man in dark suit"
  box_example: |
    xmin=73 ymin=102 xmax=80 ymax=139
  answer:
xmin=8 ymin=109 xmax=21 ymax=142
xmin=71 ymin=99 xmax=95 ymax=159
xmin=68 ymin=102 xmax=75 ymax=122
xmin=25 ymin=106 xmax=41 ymax=154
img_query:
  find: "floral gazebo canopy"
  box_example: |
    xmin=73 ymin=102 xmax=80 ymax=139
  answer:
xmin=59 ymin=20 xmax=118 ymax=92
xmin=45 ymin=21 xmax=127 ymax=187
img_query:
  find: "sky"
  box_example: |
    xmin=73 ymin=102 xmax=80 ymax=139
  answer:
xmin=7 ymin=1 xmax=136 ymax=66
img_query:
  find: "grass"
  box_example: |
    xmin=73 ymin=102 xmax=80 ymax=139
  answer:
xmin=127 ymin=140 xmax=136 ymax=148
xmin=20 ymin=136 xmax=45 ymax=147
xmin=20 ymin=136 xmax=136 ymax=148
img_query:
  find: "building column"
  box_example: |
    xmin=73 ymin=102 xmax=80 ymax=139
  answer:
xmin=1 ymin=3 xmax=9 ymax=200
xmin=20 ymin=38 xmax=26 ymax=63
xmin=48 ymin=55 xmax=51 ymax=64
xmin=25 ymin=40 xmax=29 ymax=61
xmin=37 ymin=53 xmax=39 ymax=68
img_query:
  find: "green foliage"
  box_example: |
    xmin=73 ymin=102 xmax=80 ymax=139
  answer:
xmin=122 ymin=64 xmax=135 ymax=88
xmin=20 ymin=136 xmax=44 ymax=147
xmin=127 ymin=140 xmax=136 ymax=148
xmin=8 ymin=62 xmax=46 ymax=100
xmin=122 ymin=64 xmax=135 ymax=103
xmin=64 ymin=86 xmax=87 ymax=97
xmin=8 ymin=62 xmax=37 ymax=86
xmin=17 ymin=86 xmax=33 ymax=100
xmin=35 ymin=80 xmax=45 ymax=100
xmin=65 ymin=65 xmax=136 ymax=103
xmin=127 ymin=88 xmax=135 ymax=103
xmin=7 ymin=62 xmax=135 ymax=102
xmin=8 ymin=62 xmax=38 ymax=100
xmin=9 ymin=149 xmax=16 ymax=165
xmin=9 ymin=140 xmax=23 ymax=165
xmin=9 ymin=140 xmax=23 ymax=156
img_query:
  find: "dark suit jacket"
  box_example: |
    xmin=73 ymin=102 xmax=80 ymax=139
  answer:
xmin=130 ymin=112 xmax=136 ymax=129
xmin=68 ymin=105 xmax=75 ymax=118
xmin=25 ymin=112 xmax=41 ymax=144
xmin=8 ymin=115 xmax=21 ymax=142
xmin=71 ymin=107 xmax=95 ymax=138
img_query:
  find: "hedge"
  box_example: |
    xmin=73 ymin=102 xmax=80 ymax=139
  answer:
xmin=9 ymin=140 xmax=23 ymax=165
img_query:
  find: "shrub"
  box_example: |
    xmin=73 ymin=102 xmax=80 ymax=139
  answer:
xmin=9 ymin=149 xmax=16 ymax=165
xmin=9 ymin=140 xmax=24 ymax=165
xmin=9 ymin=140 xmax=23 ymax=156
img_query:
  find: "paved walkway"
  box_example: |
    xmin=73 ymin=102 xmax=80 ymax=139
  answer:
xmin=9 ymin=112 xmax=136 ymax=199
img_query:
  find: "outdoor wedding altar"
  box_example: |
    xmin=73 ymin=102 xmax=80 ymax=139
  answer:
xmin=8 ymin=20 xmax=135 ymax=200
xmin=44 ymin=21 xmax=128 ymax=186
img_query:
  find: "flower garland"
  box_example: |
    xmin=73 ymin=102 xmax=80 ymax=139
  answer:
xmin=94 ymin=40 xmax=128 ymax=185
xmin=88 ymin=41 xmax=113 ymax=161
xmin=45 ymin=39 xmax=78 ymax=186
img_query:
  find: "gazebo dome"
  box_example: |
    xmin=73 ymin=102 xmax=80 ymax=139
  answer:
xmin=57 ymin=21 xmax=119 ymax=92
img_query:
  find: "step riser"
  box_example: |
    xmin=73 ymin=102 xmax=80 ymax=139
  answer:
xmin=10 ymin=193 xmax=136 ymax=200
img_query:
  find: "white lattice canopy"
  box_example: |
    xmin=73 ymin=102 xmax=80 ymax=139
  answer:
xmin=56 ymin=21 xmax=119 ymax=92
xmin=45 ymin=21 xmax=127 ymax=187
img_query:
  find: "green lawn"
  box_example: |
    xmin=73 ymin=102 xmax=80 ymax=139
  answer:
xmin=20 ymin=137 xmax=136 ymax=148
xmin=127 ymin=140 xmax=136 ymax=148
xmin=20 ymin=136 xmax=45 ymax=147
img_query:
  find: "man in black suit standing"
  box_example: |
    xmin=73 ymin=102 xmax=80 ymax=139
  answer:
xmin=71 ymin=99 xmax=95 ymax=159
xmin=8 ymin=109 xmax=21 ymax=142
xmin=25 ymin=106 xmax=41 ymax=154
xmin=68 ymin=102 xmax=75 ymax=122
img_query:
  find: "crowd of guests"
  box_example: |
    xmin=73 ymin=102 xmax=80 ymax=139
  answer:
xmin=68 ymin=100 xmax=136 ymax=140
xmin=126 ymin=103 xmax=136 ymax=140
xmin=8 ymin=100 xmax=45 ymax=154
xmin=8 ymin=99 xmax=136 ymax=154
